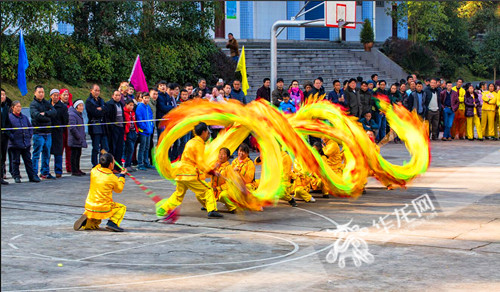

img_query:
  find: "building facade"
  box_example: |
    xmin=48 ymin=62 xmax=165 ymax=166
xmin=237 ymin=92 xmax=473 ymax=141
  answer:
xmin=213 ymin=1 xmax=408 ymax=42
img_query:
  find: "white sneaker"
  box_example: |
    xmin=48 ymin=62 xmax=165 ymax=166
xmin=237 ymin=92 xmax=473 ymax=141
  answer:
xmin=308 ymin=197 xmax=316 ymax=203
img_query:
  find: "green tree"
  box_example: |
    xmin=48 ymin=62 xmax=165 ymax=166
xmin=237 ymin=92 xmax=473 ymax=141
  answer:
xmin=478 ymin=28 xmax=500 ymax=80
xmin=1 ymin=1 xmax=58 ymax=35
xmin=458 ymin=1 xmax=500 ymax=36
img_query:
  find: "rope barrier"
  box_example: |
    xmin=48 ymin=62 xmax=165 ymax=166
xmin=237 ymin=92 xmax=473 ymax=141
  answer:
xmin=0 ymin=118 xmax=167 ymax=131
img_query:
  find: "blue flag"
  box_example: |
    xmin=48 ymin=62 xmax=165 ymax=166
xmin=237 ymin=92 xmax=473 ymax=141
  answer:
xmin=17 ymin=30 xmax=29 ymax=96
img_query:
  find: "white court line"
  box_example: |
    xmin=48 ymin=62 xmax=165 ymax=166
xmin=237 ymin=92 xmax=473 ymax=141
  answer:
xmin=3 ymin=232 xmax=300 ymax=267
xmin=296 ymin=207 xmax=340 ymax=227
xmin=3 ymin=243 xmax=334 ymax=292
xmin=76 ymin=231 xmax=210 ymax=261
xmin=3 ymin=206 xmax=339 ymax=291
xmin=10 ymin=234 xmax=24 ymax=241
xmin=8 ymin=243 xmax=18 ymax=250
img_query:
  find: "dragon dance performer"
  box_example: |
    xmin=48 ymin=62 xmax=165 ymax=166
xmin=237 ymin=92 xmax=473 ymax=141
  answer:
xmin=73 ymin=153 xmax=127 ymax=232
xmin=218 ymin=144 xmax=257 ymax=212
xmin=253 ymin=148 xmax=300 ymax=207
xmin=156 ymin=122 xmax=224 ymax=219
xmin=211 ymin=147 xmax=236 ymax=213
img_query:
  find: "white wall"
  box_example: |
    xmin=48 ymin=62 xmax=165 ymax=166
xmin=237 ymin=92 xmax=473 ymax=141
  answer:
xmin=225 ymin=1 xmax=241 ymax=39
xmin=253 ymin=1 xmax=288 ymax=40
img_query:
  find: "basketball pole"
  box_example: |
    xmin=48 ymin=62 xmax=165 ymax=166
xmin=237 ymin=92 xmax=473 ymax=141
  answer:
xmin=270 ymin=19 xmax=325 ymax=86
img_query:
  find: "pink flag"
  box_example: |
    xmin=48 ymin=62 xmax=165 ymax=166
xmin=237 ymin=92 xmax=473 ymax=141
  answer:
xmin=128 ymin=55 xmax=148 ymax=92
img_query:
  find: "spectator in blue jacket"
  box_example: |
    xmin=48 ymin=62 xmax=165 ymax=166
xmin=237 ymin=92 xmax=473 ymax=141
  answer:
xmin=279 ymin=93 xmax=296 ymax=114
xmin=7 ymin=101 xmax=40 ymax=183
xmin=359 ymin=111 xmax=379 ymax=136
xmin=156 ymin=81 xmax=177 ymax=138
xmin=327 ymin=80 xmax=347 ymax=106
xmin=230 ymin=80 xmax=247 ymax=104
xmin=136 ymin=93 xmax=154 ymax=170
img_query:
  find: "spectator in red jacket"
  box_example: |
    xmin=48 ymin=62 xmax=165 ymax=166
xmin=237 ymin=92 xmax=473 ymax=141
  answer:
xmin=123 ymin=99 xmax=138 ymax=172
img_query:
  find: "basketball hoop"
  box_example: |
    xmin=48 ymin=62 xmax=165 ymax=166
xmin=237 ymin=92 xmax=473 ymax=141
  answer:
xmin=325 ymin=1 xmax=357 ymax=29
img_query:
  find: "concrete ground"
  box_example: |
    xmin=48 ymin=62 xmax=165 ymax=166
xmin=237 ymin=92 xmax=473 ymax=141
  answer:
xmin=1 ymin=139 xmax=500 ymax=291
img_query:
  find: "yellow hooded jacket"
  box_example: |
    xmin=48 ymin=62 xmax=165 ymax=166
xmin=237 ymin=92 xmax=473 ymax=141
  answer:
xmin=84 ymin=165 xmax=125 ymax=219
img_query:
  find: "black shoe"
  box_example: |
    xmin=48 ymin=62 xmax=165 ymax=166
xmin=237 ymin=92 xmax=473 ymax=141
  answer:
xmin=201 ymin=207 xmax=207 ymax=211
xmin=14 ymin=177 xmax=21 ymax=183
xmin=228 ymin=209 xmax=236 ymax=214
xmin=72 ymin=172 xmax=82 ymax=176
xmin=288 ymin=198 xmax=298 ymax=207
xmin=207 ymin=211 xmax=224 ymax=219
xmin=105 ymin=220 xmax=124 ymax=232
xmin=322 ymin=194 xmax=330 ymax=198
xmin=78 ymin=170 xmax=86 ymax=176
xmin=362 ymin=189 xmax=367 ymax=194
xmin=478 ymin=138 xmax=484 ymax=141
xmin=1 ymin=178 xmax=8 ymax=185
xmin=29 ymin=176 xmax=41 ymax=183
xmin=73 ymin=214 xmax=88 ymax=231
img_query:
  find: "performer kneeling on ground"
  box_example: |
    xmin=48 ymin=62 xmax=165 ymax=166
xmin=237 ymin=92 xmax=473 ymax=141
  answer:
xmin=212 ymin=147 xmax=236 ymax=213
xmin=73 ymin=152 xmax=127 ymax=232
xmin=156 ymin=122 xmax=224 ymax=219
xmin=218 ymin=143 xmax=257 ymax=211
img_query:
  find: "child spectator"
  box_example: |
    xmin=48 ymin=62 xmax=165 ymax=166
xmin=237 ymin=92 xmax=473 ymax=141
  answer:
xmin=288 ymin=80 xmax=304 ymax=112
xmin=68 ymin=100 xmax=88 ymax=176
xmin=136 ymin=94 xmax=154 ymax=170
xmin=359 ymin=112 xmax=379 ymax=135
xmin=279 ymin=93 xmax=296 ymax=114
xmin=123 ymin=99 xmax=138 ymax=171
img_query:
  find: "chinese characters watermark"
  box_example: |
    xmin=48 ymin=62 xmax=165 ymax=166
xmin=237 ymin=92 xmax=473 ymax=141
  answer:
xmin=326 ymin=194 xmax=438 ymax=268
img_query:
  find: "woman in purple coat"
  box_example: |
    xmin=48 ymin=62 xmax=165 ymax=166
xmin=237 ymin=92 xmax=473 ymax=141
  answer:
xmin=6 ymin=101 xmax=40 ymax=183
xmin=68 ymin=100 xmax=88 ymax=176
xmin=464 ymin=83 xmax=483 ymax=141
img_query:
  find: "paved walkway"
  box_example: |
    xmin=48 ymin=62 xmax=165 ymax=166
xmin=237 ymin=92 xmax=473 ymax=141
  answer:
xmin=1 ymin=140 xmax=499 ymax=291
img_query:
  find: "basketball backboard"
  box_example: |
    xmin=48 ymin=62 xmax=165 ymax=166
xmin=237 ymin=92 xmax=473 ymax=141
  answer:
xmin=325 ymin=1 xmax=357 ymax=29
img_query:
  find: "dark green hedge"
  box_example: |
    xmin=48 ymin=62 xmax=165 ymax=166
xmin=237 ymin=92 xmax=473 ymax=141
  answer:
xmin=0 ymin=32 xmax=235 ymax=88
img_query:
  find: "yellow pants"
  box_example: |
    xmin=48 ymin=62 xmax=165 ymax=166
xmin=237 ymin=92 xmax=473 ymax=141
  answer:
xmin=294 ymin=186 xmax=312 ymax=202
xmin=467 ymin=115 xmax=483 ymax=140
xmin=481 ymin=110 xmax=496 ymax=138
xmin=218 ymin=190 xmax=238 ymax=211
xmin=159 ymin=180 xmax=217 ymax=214
xmin=496 ymin=110 xmax=500 ymax=139
xmin=83 ymin=202 xmax=126 ymax=229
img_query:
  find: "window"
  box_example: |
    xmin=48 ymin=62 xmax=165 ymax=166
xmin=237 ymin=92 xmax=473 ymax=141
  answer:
xmin=376 ymin=1 xmax=385 ymax=8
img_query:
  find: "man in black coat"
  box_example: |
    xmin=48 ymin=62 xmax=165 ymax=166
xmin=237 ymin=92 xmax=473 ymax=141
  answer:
xmin=408 ymin=81 xmax=428 ymax=119
xmin=345 ymin=78 xmax=361 ymax=118
xmin=256 ymin=78 xmax=271 ymax=102
xmin=30 ymin=85 xmax=57 ymax=179
xmin=359 ymin=81 xmax=374 ymax=116
xmin=85 ymin=84 xmax=109 ymax=167
xmin=106 ymin=90 xmax=126 ymax=170
xmin=1 ymin=88 xmax=12 ymax=184
xmin=49 ymin=89 xmax=69 ymax=178
xmin=271 ymin=78 xmax=285 ymax=107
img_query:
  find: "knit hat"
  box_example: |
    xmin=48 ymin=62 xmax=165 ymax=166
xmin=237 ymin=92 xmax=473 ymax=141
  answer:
xmin=50 ymin=89 xmax=60 ymax=96
xmin=73 ymin=99 xmax=84 ymax=109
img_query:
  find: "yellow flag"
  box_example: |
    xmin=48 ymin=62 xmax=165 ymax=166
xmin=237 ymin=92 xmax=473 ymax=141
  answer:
xmin=236 ymin=46 xmax=249 ymax=95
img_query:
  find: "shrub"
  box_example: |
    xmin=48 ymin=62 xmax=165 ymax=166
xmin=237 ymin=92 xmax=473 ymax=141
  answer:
xmin=0 ymin=32 xmax=231 ymax=88
xmin=360 ymin=19 xmax=375 ymax=44
xmin=401 ymin=43 xmax=438 ymax=77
